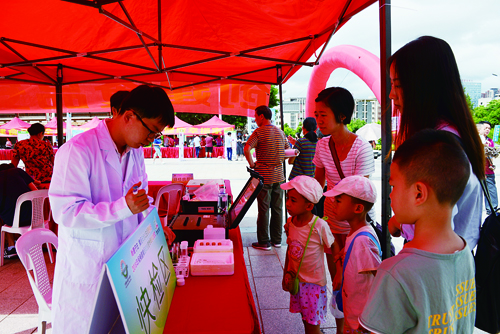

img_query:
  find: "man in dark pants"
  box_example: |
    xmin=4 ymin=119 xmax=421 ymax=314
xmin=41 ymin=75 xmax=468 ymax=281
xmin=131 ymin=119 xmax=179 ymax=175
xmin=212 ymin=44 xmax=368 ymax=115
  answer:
xmin=0 ymin=163 xmax=38 ymax=258
xmin=479 ymin=120 xmax=498 ymax=214
xmin=244 ymin=105 xmax=290 ymax=250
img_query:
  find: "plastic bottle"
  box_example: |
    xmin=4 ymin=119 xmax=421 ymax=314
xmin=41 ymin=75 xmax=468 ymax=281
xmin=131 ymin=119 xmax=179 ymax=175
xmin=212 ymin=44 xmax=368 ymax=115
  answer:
xmin=218 ymin=186 xmax=227 ymax=213
xmin=180 ymin=241 xmax=188 ymax=258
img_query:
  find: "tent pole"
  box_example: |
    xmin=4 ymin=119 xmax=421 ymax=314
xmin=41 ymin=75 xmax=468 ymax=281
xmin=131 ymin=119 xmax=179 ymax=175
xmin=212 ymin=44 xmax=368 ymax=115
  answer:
xmin=379 ymin=0 xmax=392 ymax=259
xmin=277 ymin=65 xmax=288 ymax=221
xmin=56 ymin=64 xmax=64 ymax=147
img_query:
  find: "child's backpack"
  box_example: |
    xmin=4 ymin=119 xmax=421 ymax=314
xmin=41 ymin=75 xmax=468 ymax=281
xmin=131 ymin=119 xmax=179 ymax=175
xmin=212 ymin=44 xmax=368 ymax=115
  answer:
xmin=475 ymin=181 xmax=500 ymax=333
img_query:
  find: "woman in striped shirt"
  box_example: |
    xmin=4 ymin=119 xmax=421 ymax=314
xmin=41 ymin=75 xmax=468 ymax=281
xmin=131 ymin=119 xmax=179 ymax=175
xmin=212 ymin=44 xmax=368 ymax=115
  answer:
xmin=313 ymin=87 xmax=375 ymax=332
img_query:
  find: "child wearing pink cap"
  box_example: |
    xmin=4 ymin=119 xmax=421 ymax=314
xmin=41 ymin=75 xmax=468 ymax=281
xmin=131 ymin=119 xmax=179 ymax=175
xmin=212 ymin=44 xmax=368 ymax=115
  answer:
xmin=324 ymin=175 xmax=382 ymax=334
xmin=281 ymin=175 xmax=335 ymax=334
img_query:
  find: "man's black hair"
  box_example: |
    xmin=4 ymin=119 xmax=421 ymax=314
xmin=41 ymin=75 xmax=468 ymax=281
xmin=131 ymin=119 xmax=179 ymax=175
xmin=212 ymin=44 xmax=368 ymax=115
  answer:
xmin=119 ymin=85 xmax=175 ymax=127
xmin=110 ymin=90 xmax=129 ymax=112
xmin=479 ymin=120 xmax=492 ymax=128
xmin=255 ymin=105 xmax=273 ymax=120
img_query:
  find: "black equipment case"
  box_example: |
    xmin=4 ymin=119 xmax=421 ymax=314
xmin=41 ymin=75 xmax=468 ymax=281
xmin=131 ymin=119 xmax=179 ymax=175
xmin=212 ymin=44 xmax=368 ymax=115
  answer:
xmin=169 ymin=168 xmax=264 ymax=246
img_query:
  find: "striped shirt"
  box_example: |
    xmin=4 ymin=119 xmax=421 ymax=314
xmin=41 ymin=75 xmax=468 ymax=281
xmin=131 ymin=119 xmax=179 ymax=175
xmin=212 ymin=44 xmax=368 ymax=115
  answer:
xmin=313 ymin=135 xmax=375 ymax=234
xmin=247 ymin=124 xmax=290 ymax=184
xmin=289 ymin=137 xmax=317 ymax=180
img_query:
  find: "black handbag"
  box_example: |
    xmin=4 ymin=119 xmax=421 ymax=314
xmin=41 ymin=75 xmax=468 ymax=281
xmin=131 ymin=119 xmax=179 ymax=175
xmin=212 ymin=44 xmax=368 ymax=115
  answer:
xmin=474 ymin=180 xmax=500 ymax=333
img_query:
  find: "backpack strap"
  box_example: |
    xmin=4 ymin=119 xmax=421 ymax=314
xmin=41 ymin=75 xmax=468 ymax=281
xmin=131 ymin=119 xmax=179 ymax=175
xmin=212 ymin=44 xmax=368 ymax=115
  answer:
xmin=339 ymin=231 xmax=381 ymax=296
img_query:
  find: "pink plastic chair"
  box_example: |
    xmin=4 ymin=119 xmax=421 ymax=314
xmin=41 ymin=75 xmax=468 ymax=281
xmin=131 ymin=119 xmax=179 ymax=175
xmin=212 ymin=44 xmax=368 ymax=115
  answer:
xmin=0 ymin=189 xmax=54 ymax=266
xmin=16 ymin=228 xmax=58 ymax=334
xmin=154 ymin=183 xmax=185 ymax=227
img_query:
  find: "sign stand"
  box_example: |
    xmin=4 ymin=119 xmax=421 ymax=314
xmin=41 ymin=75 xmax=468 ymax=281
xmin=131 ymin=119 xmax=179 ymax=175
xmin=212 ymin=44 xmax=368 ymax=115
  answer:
xmin=88 ymin=208 xmax=176 ymax=334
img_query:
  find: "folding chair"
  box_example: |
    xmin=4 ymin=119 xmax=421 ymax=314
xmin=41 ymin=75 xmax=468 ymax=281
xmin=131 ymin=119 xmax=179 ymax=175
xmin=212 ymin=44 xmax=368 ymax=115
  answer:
xmin=0 ymin=189 xmax=54 ymax=266
xmin=16 ymin=228 xmax=58 ymax=334
xmin=154 ymin=183 xmax=185 ymax=228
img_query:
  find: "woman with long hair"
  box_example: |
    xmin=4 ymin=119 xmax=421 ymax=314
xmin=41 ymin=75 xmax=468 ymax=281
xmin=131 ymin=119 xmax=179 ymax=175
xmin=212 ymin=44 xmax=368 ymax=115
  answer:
xmin=388 ymin=36 xmax=484 ymax=249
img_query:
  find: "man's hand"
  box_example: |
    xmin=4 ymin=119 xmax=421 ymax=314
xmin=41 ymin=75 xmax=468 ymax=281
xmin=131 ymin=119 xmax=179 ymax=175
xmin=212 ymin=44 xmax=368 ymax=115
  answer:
xmin=126 ymin=182 xmax=149 ymax=214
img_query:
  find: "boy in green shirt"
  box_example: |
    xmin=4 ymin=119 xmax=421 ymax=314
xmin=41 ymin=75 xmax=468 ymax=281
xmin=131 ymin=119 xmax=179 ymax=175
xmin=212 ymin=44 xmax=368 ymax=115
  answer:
xmin=360 ymin=129 xmax=475 ymax=333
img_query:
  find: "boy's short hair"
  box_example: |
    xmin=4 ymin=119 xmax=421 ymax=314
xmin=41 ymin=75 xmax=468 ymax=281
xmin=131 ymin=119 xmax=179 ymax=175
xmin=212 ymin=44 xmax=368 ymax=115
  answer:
xmin=393 ymin=129 xmax=470 ymax=206
xmin=255 ymin=105 xmax=273 ymax=120
xmin=281 ymin=175 xmax=323 ymax=204
xmin=349 ymin=196 xmax=374 ymax=213
xmin=119 ymin=85 xmax=175 ymax=127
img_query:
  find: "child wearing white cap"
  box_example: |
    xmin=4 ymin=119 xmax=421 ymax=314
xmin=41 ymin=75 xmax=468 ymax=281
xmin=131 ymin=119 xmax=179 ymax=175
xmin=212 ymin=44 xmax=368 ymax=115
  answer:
xmin=281 ymin=175 xmax=335 ymax=334
xmin=324 ymin=175 xmax=382 ymax=334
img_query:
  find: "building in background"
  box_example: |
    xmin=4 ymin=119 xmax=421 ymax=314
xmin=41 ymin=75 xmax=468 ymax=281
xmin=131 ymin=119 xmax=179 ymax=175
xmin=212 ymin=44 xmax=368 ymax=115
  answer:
xmin=478 ymin=88 xmax=499 ymax=107
xmin=354 ymin=98 xmax=381 ymax=124
xmin=274 ymin=97 xmax=306 ymax=130
xmin=462 ymin=80 xmax=482 ymax=108
xmin=274 ymin=96 xmax=381 ymax=131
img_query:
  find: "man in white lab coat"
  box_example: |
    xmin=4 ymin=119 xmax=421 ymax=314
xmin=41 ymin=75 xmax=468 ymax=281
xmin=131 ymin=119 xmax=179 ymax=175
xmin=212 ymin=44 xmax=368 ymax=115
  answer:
xmin=48 ymin=85 xmax=175 ymax=333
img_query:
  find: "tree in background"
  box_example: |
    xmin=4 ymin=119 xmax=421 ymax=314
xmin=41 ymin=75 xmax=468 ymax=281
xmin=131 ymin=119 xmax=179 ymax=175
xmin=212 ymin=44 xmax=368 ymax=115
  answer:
xmin=294 ymin=124 xmax=303 ymax=138
xmin=283 ymin=123 xmax=295 ymax=137
xmin=465 ymin=93 xmax=474 ymax=113
xmin=269 ymin=85 xmax=279 ymax=109
xmin=473 ymin=99 xmax=500 ymax=140
xmin=348 ymin=118 xmax=367 ymax=133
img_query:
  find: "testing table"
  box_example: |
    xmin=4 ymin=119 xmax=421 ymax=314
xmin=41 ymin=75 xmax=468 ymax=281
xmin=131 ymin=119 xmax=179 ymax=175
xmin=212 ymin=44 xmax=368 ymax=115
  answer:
xmin=148 ymin=180 xmax=261 ymax=334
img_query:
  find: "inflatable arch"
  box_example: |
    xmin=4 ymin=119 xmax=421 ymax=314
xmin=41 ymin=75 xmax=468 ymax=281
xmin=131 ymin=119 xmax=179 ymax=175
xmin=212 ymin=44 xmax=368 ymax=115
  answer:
xmin=306 ymin=45 xmax=381 ymax=118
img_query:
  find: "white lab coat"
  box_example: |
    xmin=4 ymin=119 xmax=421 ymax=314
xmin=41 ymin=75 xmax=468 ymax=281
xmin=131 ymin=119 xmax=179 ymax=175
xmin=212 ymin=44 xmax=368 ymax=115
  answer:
xmin=49 ymin=120 xmax=151 ymax=333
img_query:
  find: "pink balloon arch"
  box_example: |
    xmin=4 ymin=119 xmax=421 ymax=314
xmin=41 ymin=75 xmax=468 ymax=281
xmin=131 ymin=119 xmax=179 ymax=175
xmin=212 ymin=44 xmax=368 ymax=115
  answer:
xmin=306 ymin=45 xmax=381 ymax=117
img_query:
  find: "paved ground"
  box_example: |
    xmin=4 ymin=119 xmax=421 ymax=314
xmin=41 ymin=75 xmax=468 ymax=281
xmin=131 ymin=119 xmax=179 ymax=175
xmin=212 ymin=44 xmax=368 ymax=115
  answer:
xmin=0 ymin=156 xmax=491 ymax=333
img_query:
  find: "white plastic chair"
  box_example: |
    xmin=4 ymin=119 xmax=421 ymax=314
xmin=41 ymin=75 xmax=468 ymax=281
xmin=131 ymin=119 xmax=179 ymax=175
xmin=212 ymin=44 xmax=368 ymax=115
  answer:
xmin=16 ymin=228 xmax=58 ymax=334
xmin=154 ymin=183 xmax=186 ymax=227
xmin=0 ymin=189 xmax=54 ymax=266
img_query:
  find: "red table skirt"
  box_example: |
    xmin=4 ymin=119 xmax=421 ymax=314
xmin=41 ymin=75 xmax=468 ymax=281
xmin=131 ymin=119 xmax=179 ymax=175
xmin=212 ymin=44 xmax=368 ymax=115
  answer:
xmin=0 ymin=147 xmax=223 ymax=161
xmin=148 ymin=180 xmax=260 ymax=334
xmin=143 ymin=146 xmax=225 ymax=159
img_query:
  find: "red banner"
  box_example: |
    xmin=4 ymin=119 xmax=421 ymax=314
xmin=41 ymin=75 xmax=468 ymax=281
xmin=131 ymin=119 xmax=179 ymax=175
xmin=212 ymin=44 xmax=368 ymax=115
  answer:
xmin=0 ymin=83 xmax=269 ymax=117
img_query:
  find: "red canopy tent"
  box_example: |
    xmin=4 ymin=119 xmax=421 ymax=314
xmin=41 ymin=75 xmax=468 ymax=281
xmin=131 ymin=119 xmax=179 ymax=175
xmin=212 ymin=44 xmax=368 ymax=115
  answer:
xmin=0 ymin=0 xmax=395 ymax=259
xmin=0 ymin=0 xmax=377 ymax=144
xmin=194 ymin=116 xmax=235 ymax=135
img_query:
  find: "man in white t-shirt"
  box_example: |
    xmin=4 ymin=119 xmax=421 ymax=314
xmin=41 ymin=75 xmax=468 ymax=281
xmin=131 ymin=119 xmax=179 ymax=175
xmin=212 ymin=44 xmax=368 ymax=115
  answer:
xmin=193 ymin=135 xmax=201 ymax=158
xmin=225 ymin=132 xmax=234 ymax=161
xmin=324 ymin=175 xmax=381 ymax=333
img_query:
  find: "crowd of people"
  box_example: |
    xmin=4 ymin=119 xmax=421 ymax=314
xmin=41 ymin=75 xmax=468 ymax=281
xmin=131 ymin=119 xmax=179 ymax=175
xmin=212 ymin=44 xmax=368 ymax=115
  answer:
xmin=0 ymin=35 xmax=494 ymax=334
xmin=244 ymin=36 xmax=485 ymax=334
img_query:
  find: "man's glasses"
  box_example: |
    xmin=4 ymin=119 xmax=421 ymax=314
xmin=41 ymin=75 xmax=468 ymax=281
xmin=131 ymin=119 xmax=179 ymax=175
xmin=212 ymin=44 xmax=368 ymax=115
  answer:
xmin=132 ymin=111 xmax=162 ymax=139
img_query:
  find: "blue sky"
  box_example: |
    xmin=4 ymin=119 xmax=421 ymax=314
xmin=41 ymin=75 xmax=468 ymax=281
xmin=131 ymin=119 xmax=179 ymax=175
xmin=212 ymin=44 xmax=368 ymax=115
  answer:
xmin=282 ymin=0 xmax=500 ymax=100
